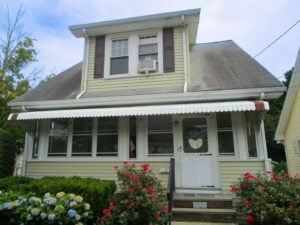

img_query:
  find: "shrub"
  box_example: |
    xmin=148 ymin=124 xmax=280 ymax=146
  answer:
xmin=0 ymin=176 xmax=116 ymax=214
xmin=273 ymin=161 xmax=287 ymax=174
xmin=231 ymin=171 xmax=300 ymax=225
xmin=0 ymin=191 xmax=92 ymax=225
xmin=97 ymin=162 xmax=168 ymax=225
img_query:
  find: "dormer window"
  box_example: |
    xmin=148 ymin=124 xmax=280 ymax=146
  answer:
xmin=110 ymin=39 xmax=128 ymax=75
xmin=138 ymin=35 xmax=158 ymax=74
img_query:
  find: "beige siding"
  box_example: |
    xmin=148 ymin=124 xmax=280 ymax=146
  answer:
xmin=284 ymin=87 xmax=300 ymax=175
xmin=219 ymin=161 xmax=265 ymax=194
xmin=26 ymin=161 xmax=169 ymax=187
xmin=86 ymin=27 xmax=184 ymax=91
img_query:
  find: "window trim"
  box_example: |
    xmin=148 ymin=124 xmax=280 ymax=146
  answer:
xmin=103 ymin=29 xmax=163 ymax=78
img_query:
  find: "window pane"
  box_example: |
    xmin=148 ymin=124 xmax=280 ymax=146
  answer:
xmin=129 ymin=117 xmax=137 ymax=159
xmin=110 ymin=57 xmax=128 ymax=75
xmin=247 ymin=122 xmax=257 ymax=157
xmin=32 ymin=121 xmax=39 ymax=158
xmin=148 ymin=116 xmax=173 ymax=155
xmin=72 ymin=136 xmax=92 ymax=156
xmin=48 ymin=136 xmax=68 ymax=156
xmin=183 ymin=118 xmax=208 ymax=153
xmin=97 ymin=135 xmax=118 ymax=156
xmin=73 ymin=119 xmax=93 ymax=135
xmin=48 ymin=120 xmax=68 ymax=156
xmin=139 ymin=44 xmax=158 ymax=55
xmin=111 ymin=39 xmax=128 ymax=57
xmin=217 ymin=113 xmax=234 ymax=155
xmin=97 ymin=118 xmax=118 ymax=156
xmin=148 ymin=133 xmax=173 ymax=154
xmin=218 ymin=131 xmax=234 ymax=154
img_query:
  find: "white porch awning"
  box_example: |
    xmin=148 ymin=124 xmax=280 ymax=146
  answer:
xmin=8 ymin=101 xmax=269 ymax=121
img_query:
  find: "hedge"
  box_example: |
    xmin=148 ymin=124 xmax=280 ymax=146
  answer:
xmin=0 ymin=176 xmax=116 ymax=213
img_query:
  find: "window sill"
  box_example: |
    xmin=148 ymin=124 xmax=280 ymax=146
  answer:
xmin=103 ymin=72 xmax=165 ymax=80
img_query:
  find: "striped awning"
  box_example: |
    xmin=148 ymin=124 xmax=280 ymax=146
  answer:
xmin=8 ymin=101 xmax=269 ymax=121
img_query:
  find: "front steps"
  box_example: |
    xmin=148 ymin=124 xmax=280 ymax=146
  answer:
xmin=171 ymin=196 xmax=237 ymax=224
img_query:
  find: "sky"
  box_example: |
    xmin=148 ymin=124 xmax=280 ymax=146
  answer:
xmin=0 ymin=0 xmax=299 ymax=84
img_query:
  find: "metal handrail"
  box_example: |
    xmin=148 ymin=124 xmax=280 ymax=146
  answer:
xmin=166 ymin=158 xmax=175 ymax=225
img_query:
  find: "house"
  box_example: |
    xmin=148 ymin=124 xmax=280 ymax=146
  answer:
xmin=9 ymin=9 xmax=285 ymax=197
xmin=275 ymin=48 xmax=300 ymax=175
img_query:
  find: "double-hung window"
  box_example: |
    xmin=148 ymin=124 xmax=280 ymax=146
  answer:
xmin=97 ymin=118 xmax=118 ymax=156
xmin=72 ymin=119 xmax=93 ymax=156
xmin=148 ymin=116 xmax=173 ymax=155
xmin=138 ymin=35 xmax=158 ymax=73
xmin=110 ymin=39 xmax=128 ymax=75
xmin=217 ymin=113 xmax=235 ymax=155
xmin=48 ymin=119 xmax=68 ymax=157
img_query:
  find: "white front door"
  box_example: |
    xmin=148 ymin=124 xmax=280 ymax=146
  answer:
xmin=176 ymin=116 xmax=215 ymax=188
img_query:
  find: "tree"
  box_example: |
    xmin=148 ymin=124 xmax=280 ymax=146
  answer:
xmin=0 ymin=5 xmax=37 ymax=177
xmin=264 ymin=69 xmax=293 ymax=162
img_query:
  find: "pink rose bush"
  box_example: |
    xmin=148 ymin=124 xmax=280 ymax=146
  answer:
xmin=96 ymin=162 xmax=168 ymax=225
xmin=231 ymin=171 xmax=300 ymax=225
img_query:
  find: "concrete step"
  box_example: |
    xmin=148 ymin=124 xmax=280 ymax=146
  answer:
xmin=173 ymin=199 xmax=233 ymax=209
xmin=172 ymin=207 xmax=237 ymax=223
xmin=172 ymin=222 xmax=237 ymax=225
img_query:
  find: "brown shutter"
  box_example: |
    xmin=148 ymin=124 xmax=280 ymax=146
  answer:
xmin=94 ymin=36 xmax=105 ymax=78
xmin=163 ymin=27 xmax=174 ymax=73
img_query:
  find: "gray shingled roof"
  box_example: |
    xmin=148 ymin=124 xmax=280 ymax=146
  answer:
xmin=188 ymin=40 xmax=284 ymax=91
xmin=12 ymin=63 xmax=82 ymax=102
xmin=12 ymin=40 xmax=283 ymax=103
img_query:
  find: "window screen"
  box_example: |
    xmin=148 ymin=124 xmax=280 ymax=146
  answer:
xmin=217 ymin=113 xmax=234 ymax=155
xmin=97 ymin=118 xmax=118 ymax=156
xmin=110 ymin=39 xmax=128 ymax=75
xmin=48 ymin=119 xmax=68 ymax=157
xmin=72 ymin=119 xmax=93 ymax=156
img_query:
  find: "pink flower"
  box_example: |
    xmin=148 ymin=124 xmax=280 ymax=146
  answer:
xmin=142 ymin=188 xmax=147 ymax=193
xmin=149 ymin=185 xmax=156 ymax=191
xmin=123 ymin=161 xmax=128 ymax=165
xmin=113 ymin=165 xmax=119 ymax=169
xmin=131 ymin=163 xmax=136 ymax=167
xmin=129 ymin=187 xmax=135 ymax=193
xmin=130 ymin=201 xmax=136 ymax=206
xmin=101 ymin=216 xmax=106 ymax=221
xmin=102 ymin=208 xmax=111 ymax=216
xmin=141 ymin=163 xmax=150 ymax=171
xmin=284 ymin=172 xmax=290 ymax=177
xmin=244 ymin=172 xmax=255 ymax=180
xmin=231 ymin=186 xmax=237 ymax=192
xmin=163 ymin=207 xmax=168 ymax=213
xmin=155 ymin=214 xmax=161 ymax=220
xmin=246 ymin=214 xmax=253 ymax=222
xmin=271 ymin=175 xmax=279 ymax=181
xmin=125 ymin=171 xmax=130 ymax=177
xmin=243 ymin=199 xmax=249 ymax=205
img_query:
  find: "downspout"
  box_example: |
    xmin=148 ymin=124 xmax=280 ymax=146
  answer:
xmin=181 ymin=15 xmax=188 ymax=93
xmin=76 ymin=28 xmax=89 ymax=99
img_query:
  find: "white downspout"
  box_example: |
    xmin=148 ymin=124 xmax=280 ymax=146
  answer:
xmin=181 ymin=15 xmax=188 ymax=93
xmin=76 ymin=28 xmax=89 ymax=99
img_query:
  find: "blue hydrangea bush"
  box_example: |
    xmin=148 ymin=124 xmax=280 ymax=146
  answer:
xmin=0 ymin=190 xmax=93 ymax=225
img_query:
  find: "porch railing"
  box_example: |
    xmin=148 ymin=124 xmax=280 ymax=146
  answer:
xmin=167 ymin=158 xmax=175 ymax=225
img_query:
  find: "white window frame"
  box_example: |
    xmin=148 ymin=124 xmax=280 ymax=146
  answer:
xmin=294 ymin=139 xmax=300 ymax=155
xmin=104 ymin=29 xmax=163 ymax=78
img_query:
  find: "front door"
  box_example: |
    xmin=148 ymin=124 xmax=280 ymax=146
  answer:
xmin=177 ymin=116 xmax=214 ymax=188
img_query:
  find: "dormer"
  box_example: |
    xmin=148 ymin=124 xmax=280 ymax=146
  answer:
xmin=69 ymin=9 xmax=200 ymax=93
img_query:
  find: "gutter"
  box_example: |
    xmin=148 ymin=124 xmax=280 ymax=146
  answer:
xmin=76 ymin=28 xmax=89 ymax=99
xmin=9 ymin=87 xmax=286 ymax=111
xmin=181 ymin=15 xmax=188 ymax=93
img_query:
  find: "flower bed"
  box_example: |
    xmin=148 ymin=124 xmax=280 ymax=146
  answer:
xmin=231 ymin=171 xmax=300 ymax=225
xmin=0 ymin=191 xmax=92 ymax=225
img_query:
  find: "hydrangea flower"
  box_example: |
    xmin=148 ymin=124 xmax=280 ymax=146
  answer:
xmin=27 ymin=214 xmax=33 ymax=221
xmin=40 ymin=212 xmax=47 ymax=219
xmin=67 ymin=209 xmax=77 ymax=218
xmin=48 ymin=213 xmax=56 ymax=221
xmin=44 ymin=193 xmax=51 ymax=198
xmin=84 ymin=203 xmax=90 ymax=210
xmin=75 ymin=214 xmax=81 ymax=221
xmin=70 ymin=201 xmax=77 ymax=207
xmin=56 ymin=192 xmax=65 ymax=198
xmin=74 ymin=196 xmax=83 ymax=203
xmin=1 ymin=203 xmax=8 ymax=210
xmin=68 ymin=194 xmax=75 ymax=200
xmin=43 ymin=197 xmax=57 ymax=205
xmin=31 ymin=208 xmax=41 ymax=216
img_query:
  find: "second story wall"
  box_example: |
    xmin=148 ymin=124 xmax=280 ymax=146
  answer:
xmin=85 ymin=26 xmax=184 ymax=92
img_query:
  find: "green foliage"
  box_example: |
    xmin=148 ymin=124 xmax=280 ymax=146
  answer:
xmin=273 ymin=161 xmax=288 ymax=174
xmin=0 ymin=6 xmax=37 ymax=178
xmin=0 ymin=176 xmax=116 ymax=214
xmin=98 ymin=162 xmax=168 ymax=225
xmin=0 ymin=191 xmax=93 ymax=225
xmin=232 ymin=171 xmax=300 ymax=225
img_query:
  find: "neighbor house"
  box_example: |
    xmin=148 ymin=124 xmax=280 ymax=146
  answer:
xmin=275 ymin=48 xmax=300 ymax=175
xmin=9 ymin=9 xmax=285 ymax=196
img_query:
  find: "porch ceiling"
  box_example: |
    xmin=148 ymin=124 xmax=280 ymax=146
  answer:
xmin=8 ymin=101 xmax=269 ymax=121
